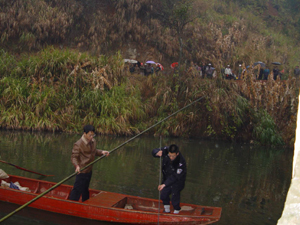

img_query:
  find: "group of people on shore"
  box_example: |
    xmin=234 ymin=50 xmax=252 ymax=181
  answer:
xmin=190 ymin=62 xmax=300 ymax=81
xmin=126 ymin=59 xmax=300 ymax=82
xmin=129 ymin=62 xmax=162 ymax=76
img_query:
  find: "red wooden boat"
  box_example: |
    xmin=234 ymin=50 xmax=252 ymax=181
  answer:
xmin=0 ymin=175 xmax=221 ymax=224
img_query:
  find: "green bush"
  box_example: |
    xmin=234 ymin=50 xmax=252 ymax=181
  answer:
xmin=253 ymin=110 xmax=284 ymax=146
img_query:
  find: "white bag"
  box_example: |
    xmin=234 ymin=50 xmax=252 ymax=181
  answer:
xmin=0 ymin=169 xmax=9 ymax=179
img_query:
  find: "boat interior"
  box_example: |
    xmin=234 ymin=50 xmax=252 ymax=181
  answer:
xmin=86 ymin=191 xmax=215 ymax=216
xmin=0 ymin=176 xmax=100 ymax=200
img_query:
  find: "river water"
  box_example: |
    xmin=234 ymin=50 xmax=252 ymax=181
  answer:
xmin=0 ymin=131 xmax=293 ymax=225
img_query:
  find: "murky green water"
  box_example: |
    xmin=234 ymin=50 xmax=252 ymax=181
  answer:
xmin=0 ymin=131 xmax=293 ymax=225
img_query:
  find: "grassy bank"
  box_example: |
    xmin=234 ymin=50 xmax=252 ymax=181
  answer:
xmin=0 ymin=47 xmax=297 ymax=146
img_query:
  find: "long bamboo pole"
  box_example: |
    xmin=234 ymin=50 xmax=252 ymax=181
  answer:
xmin=0 ymin=96 xmax=204 ymax=223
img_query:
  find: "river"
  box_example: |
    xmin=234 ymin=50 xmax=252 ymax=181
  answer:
xmin=0 ymin=131 xmax=293 ymax=225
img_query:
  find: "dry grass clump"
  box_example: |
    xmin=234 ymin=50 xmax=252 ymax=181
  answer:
xmin=0 ymin=48 xmax=142 ymax=134
xmin=0 ymin=0 xmax=81 ymax=49
xmin=1 ymin=0 xmax=298 ymax=71
xmin=134 ymin=65 xmax=297 ymax=146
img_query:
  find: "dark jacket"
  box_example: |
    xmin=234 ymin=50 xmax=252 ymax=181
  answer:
xmin=152 ymin=146 xmax=186 ymax=188
xmin=263 ymin=68 xmax=270 ymax=80
xmin=294 ymin=68 xmax=300 ymax=77
xmin=273 ymin=68 xmax=280 ymax=80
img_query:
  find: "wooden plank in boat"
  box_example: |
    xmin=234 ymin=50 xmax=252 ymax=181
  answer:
xmin=85 ymin=191 xmax=126 ymax=207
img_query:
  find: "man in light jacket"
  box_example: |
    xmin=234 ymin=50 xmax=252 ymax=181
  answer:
xmin=69 ymin=124 xmax=109 ymax=202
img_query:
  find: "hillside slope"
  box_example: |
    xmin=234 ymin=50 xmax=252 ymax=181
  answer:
xmin=0 ymin=0 xmax=299 ymax=146
xmin=0 ymin=0 xmax=299 ymax=71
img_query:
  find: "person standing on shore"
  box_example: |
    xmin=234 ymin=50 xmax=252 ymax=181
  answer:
xmin=294 ymin=66 xmax=300 ymax=87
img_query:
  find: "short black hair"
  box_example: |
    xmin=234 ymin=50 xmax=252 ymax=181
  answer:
xmin=168 ymin=144 xmax=179 ymax=153
xmin=83 ymin=125 xmax=95 ymax=134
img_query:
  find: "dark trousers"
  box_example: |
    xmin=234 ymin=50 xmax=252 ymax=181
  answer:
xmin=69 ymin=171 xmax=92 ymax=202
xmin=160 ymin=185 xmax=184 ymax=210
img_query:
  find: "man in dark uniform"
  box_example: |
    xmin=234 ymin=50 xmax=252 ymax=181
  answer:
xmin=152 ymin=144 xmax=186 ymax=214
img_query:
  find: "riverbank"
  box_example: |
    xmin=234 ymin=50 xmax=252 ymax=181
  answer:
xmin=0 ymin=47 xmax=297 ymax=146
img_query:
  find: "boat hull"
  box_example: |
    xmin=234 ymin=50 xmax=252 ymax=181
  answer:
xmin=0 ymin=175 xmax=221 ymax=224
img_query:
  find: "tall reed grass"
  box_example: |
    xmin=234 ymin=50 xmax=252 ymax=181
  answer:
xmin=0 ymin=0 xmax=299 ymax=146
xmin=1 ymin=45 xmax=297 ymax=146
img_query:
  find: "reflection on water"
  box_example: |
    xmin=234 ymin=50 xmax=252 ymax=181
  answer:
xmin=0 ymin=131 xmax=293 ymax=225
